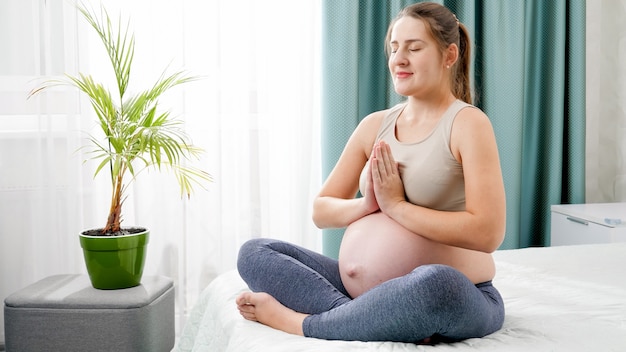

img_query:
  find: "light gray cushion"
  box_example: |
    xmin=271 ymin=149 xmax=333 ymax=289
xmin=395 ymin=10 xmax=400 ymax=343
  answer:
xmin=4 ymin=274 xmax=174 ymax=352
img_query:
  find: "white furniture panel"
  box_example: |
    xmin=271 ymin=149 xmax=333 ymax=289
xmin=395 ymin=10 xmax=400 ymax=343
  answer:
xmin=550 ymin=203 xmax=626 ymax=246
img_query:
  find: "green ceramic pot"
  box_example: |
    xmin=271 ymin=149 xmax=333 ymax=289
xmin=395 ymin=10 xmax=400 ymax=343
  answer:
xmin=79 ymin=228 xmax=149 ymax=289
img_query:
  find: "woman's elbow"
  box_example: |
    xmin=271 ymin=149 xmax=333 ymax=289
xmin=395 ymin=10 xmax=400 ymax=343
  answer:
xmin=481 ymin=221 xmax=506 ymax=253
xmin=482 ymin=232 xmax=504 ymax=253
xmin=311 ymin=198 xmax=328 ymax=229
xmin=311 ymin=211 xmax=324 ymax=229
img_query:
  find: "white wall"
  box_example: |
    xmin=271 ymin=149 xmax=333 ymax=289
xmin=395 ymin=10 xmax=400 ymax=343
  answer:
xmin=586 ymin=0 xmax=626 ymax=202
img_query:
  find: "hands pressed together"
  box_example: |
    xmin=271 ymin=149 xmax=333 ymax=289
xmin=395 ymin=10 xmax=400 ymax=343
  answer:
xmin=366 ymin=140 xmax=406 ymax=215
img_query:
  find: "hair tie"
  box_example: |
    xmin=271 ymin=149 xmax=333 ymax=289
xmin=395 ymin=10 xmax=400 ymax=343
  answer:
xmin=452 ymin=13 xmax=460 ymax=26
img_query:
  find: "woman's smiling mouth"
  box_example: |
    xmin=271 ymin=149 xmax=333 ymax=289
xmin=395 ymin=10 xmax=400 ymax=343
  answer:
xmin=395 ymin=71 xmax=413 ymax=79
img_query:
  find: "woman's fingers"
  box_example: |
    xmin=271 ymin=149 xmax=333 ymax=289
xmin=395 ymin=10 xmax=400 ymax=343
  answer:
xmin=372 ymin=141 xmax=397 ymax=178
xmin=370 ymin=141 xmax=405 ymax=213
xmin=380 ymin=141 xmax=397 ymax=175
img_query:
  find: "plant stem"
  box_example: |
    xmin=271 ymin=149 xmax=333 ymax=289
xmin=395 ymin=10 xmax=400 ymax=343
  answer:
xmin=103 ymin=167 xmax=125 ymax=234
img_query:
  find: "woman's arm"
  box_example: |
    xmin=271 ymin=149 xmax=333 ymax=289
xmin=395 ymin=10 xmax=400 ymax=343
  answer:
xmin=373 ymin=108 xmax=506 ymax=253
xmin=312 ymin=110 xmax=386 ymax=229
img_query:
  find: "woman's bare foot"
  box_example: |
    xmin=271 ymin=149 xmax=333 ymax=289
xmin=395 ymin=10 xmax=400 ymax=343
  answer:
xmin=236 ymin=291 xmax=309 ymax=336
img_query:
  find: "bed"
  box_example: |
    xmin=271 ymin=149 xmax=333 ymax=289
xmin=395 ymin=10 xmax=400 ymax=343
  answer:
xmin=175 ymin=243 xmax=626 ymax=351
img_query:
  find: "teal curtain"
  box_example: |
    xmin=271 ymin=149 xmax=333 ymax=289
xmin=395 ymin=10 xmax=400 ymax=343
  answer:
xmin=321 ymin=0 xmax=585 ymax=257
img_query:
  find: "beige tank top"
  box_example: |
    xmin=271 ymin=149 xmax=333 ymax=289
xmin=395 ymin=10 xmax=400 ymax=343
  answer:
xmin=359 ymin=99 xmax=472 ymax=211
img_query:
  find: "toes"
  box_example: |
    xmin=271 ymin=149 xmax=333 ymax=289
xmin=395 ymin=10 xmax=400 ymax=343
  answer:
xmin=240 ymin=310 xmax=257 ymax=321
xmin=236 ymin=292 xmax=253 ymax=307
xmin=238 ymin=303 xmax=258 ymax=321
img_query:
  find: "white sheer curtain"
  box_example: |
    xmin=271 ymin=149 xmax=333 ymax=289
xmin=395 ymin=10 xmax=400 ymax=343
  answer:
xmin=586 ymin=0 xmax=626 ymax=203
xmin=0 ymin=0 xmax=321 ymax=340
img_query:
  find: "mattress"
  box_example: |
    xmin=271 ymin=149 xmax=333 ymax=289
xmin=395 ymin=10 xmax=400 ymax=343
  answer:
xmin=175 ymin=243 xmax=626 ymax=352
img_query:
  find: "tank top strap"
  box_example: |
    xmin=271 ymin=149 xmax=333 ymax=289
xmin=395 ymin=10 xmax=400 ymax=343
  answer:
xmin=438 ymin=100 xmax=473 ymax=144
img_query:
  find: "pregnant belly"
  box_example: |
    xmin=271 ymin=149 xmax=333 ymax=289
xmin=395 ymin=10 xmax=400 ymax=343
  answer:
xmin=338 ymin=212 xmax=441 ymax=298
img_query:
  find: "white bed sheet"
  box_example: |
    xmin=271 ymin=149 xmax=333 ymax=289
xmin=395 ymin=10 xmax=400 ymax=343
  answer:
xmin=175 ymin=243 xmax=626 ymax=352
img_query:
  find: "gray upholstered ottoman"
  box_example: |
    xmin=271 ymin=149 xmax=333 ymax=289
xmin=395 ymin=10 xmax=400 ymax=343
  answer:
xmin=4 ymin=274 xmax=174 ymax=352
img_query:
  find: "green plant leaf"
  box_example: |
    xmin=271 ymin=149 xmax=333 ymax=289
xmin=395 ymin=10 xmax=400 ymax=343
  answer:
xmin=28 ymin=2 xmax=211 ymax=234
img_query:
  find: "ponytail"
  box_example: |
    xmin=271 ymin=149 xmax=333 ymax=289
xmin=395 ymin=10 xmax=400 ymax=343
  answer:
xmin=453 ymin=23 xmax=472 ymax=104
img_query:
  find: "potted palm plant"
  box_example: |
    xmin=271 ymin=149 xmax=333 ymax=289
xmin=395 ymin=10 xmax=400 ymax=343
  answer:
xmin=29 ymin=3 xmax=211 ymax=289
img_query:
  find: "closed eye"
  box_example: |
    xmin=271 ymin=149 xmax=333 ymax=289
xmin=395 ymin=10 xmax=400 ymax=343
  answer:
xmin=390 ymin=49 xmax=421 ymax=55
xmin=389 ymin=39 xmax=426 ymax=54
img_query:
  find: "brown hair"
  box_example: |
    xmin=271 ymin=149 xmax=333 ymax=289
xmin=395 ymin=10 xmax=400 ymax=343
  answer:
xmin=385 ymin=2 xmax=473 ymax=104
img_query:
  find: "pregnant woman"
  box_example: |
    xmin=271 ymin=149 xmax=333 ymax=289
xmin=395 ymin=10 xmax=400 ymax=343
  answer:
xmin=236 ymin=1 xmax=506 ymax=343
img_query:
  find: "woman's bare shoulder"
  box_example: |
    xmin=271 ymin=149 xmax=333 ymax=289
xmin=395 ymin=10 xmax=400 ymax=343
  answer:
xmin=451 ymin=106 xmax=496 ymax=143
xmin=356 ymin=107 xmax=396 ymax=136
xmin=454 ymin=105 xmax=491 ymax=128
xmin=450 ymin=105 xmax=499 ymax=162
xmin=361 ymin=108 xmax=390 ymax=124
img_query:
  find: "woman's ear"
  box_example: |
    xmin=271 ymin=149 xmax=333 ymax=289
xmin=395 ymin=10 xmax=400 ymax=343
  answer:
xmin=445 ymin=43 xmax=459 ymax=68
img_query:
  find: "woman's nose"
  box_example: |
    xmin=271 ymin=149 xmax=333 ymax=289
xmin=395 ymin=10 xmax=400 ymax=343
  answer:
xmin=390 ymin=50 xmax=408 ymax=66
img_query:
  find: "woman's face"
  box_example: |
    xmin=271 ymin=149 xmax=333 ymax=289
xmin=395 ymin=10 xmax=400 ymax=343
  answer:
xmin=388 ymin=17 xmax=446 ymax=98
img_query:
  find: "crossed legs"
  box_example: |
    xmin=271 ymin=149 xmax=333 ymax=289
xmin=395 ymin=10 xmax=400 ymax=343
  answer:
xmin=236 ymin=238 xmax=504 ymax=343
